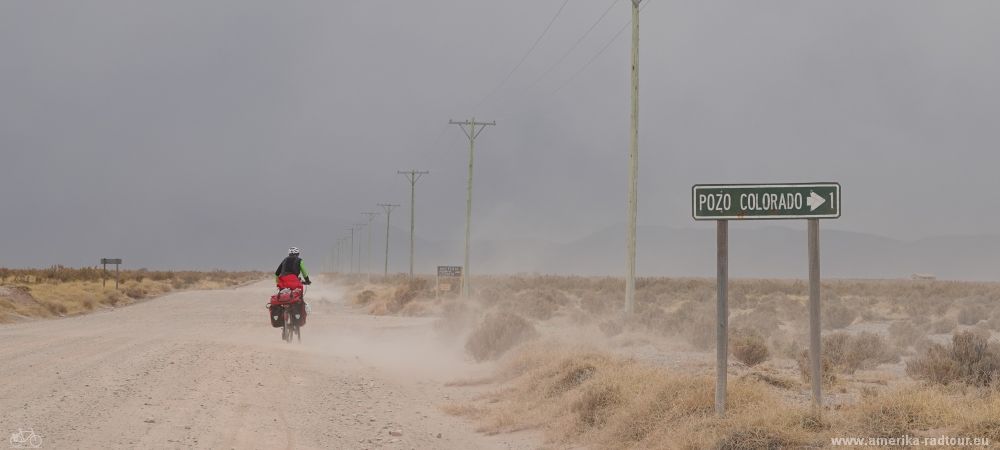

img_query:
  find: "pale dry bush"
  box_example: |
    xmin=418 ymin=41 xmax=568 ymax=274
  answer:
xmin=957 ymin=303 xmax=988 ymax=326
xmin=888 ymin=320 xmax=927 ymax=349
xmin=598 ymin=319 xmax=624 ymax=338
xmin=731 ymin=331 xmax=770 ymax=367
xmin=986 ymin=310 xmax=1000 ymax=332
xmin=931 ymin=316 xmax=959 ymax=334
xmin=464 ymin=312 xmax=538 ymax=362
xmin=497 ymin=288 xmax=569 ymax=320
xmin=822 ymin=331 xmax=899 ymax=374
xmin=351 ymin=278 xmax=432 ymax=315
xmin=906 ymin=331 xmax=1000 ymax=387
xmin=823 ymin=302 xmax=857 ymax=330
xmin=730 ymin=305 xmax=782 ymax=339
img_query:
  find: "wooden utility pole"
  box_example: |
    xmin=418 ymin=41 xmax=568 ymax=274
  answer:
xmin=378 ymin=203 xmax=400 ymax=276
xmin=362 ymin=212 xmax=379 ymax=283
xmin=624 ymin=0 xmax=642 ymax=315
xmin=346 ymin=226 xmax=356 ymax=274
xmin=398 ymin=170 xmax=429 ymax=277
xmin=449 ymin=118 xmax=495 ymax=297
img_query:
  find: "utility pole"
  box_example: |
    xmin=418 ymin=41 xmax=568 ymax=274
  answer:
xmin=346 ymin=226 xmax=356 ymax=274
xmin=449 ymin=118 xmax=495 ymax=298
xmin=398 ymin=170 xmax=429 ymax=277
xmin=339 ymin=238 xmax=346 ymax=272
xmin=353 ymin=223 xmax=366 ymax=274
xmin=378 ymin=203 xmax=400 ymax=276
xmin=624 ymin=0 xmax=642 ymax=315
xmin=362 ymin=212 xmax=379 ymax=283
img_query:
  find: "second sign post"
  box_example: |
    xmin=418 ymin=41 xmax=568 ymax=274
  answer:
xmin=692 ymin=183 xmax=840 ymax=417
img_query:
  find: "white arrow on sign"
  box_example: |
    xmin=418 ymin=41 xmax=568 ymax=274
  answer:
xmin=806 ymin=191 xmax=826 ymax=211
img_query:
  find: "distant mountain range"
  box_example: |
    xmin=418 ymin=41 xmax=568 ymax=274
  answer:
xmin=385 ymin=224 xmax=1000 ymax=281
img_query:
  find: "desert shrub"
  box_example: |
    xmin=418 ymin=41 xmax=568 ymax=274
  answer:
xmin=433 ymin=300 xmax=475 ymax=335
xmin=986 ymin=310 xmax=1000 ymax=332
xmin=683 ymin=311 xmax=717 ymax=350
xmin=823 ymin=332 xmax=899 ymax=374
xmin=123 ymin=285 xmax=147 ymax=299
xmin=957 ymin=304 xmax=987 ymax=326
xmin=906 ymin=344 xmax=960 ymax=385
xmin=355 ymin=290 xmax=375 ymax=305
xmin=465 ymin=312 xmax=538 ymax=361
xmin=906 ymin=331 xmax=1000 ymax=387
xmin=931 ymin=317 xmax=958 ymax=334
xmin=573 ymin=384 xmax=624 ymax=428
xmin=391 ymin=278 xmax=428 ymax=311
xmin=41 ymin=300 xmax=68 ymax=315
xmin=715 ymin=426 xmax=804 ymax=450
xmin=730 ymin=306 xmax=782 ymax=339
xmin=579 ymin=291 xmax=611 ymax=315
xmin=508 ymin=288 xmax=569 ymax=320
xmin=888 ymin=320 xmax=926 ymax=349
xmin=598 ymin=319 xmax=624 ymax=337
xmin=823 ymin=303 xmax=857 ymax=330
xmin=731 ymin=332 xmax=770 ymax=367
xmin=796 ymin=349 xmax=836 ymax=385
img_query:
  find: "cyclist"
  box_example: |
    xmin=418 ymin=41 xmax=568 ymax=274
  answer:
xmin=275 ymin=247 xmax=312 ymax=289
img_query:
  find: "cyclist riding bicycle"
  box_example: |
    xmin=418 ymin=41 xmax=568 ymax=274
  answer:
xmin=275 ymin=247 xmax=312 ymax=289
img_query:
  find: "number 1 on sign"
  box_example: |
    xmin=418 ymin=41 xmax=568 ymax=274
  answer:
xmin=831 ymin=192 xmax=836 ymax=212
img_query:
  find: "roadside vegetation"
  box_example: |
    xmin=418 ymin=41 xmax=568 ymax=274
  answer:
xmin=0 ymin=266 xmax=263 ymax=322
xmin=339 ymin=274 xmax=1000 ymax=446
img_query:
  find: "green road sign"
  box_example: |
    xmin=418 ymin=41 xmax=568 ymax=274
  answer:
xmin=692 ymin=183 xmax=840 ymax=220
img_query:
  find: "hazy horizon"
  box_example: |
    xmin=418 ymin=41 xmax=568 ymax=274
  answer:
xmin=3 ymin=1 xmax=999 ymax=272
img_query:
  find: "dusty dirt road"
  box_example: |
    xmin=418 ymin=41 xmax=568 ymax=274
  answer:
xmin=0 ymin=279 xmax=536 ymax=449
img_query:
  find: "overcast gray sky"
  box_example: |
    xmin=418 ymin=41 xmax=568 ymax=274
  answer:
xmin=2 ymin=1 xmax=999 ymax=270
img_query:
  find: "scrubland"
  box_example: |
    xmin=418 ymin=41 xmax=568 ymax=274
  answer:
xmin=0 ymin=266 xmax=263 ymax=322
xmin=341 ymin=274 xmax=1000 ymax=448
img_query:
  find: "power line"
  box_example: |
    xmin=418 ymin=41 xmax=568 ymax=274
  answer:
xmin=552 ymin=0 xmax=653 ymax=96
xmin=526 ymin=0 xmax=619 ymax=91
xmin=473 ymin=0 xmax=571 ymax=112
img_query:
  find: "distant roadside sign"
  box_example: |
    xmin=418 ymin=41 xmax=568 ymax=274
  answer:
xmin=436 ymin=266 xmax=462 ymax=295
xmin=100 ymin=258 xmax=122 ymax=289
xmin=692 ymin=183 xmax=840 ymax=220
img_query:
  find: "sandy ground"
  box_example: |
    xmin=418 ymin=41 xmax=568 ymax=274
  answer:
xmin=0 ymin=278 xmax=537 ymax=450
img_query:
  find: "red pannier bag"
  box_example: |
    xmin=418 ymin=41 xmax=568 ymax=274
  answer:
xmin=268 ymin=289 xmax=306 ymax=327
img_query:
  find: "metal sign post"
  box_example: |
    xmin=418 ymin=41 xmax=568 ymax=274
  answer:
xmin=100 ymin=258 xmax=122 ymax=290
xmin=715 ymin=220 xmax=728 ymax=416
xmin=692 ymin=182 xmax=840 ymax=416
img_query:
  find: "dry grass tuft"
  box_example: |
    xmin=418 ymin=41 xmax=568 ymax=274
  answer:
xmin=850 ymin=386 xmax=957 ymax=438
xmin=731 ymin=331 xmax=770 ymax=367
xmin=465 ymin=312 xmax=538 ymax=361
xmin=0 ymin=269 xmax=261 ymax=321
xmin=450 ymin=341 xmax=1000 ymax=449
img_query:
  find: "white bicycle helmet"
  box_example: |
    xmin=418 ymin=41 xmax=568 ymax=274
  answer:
xmin=288 ymin=247 xmax=301 ymax=255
